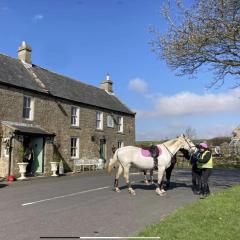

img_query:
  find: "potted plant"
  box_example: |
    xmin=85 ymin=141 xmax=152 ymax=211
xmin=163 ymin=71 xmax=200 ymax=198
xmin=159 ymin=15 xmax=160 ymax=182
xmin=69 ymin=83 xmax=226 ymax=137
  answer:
xmin=17 ymin=145 xmax=29 ymax=180
xmin=50 ymin=146 xmax=60 ymax=176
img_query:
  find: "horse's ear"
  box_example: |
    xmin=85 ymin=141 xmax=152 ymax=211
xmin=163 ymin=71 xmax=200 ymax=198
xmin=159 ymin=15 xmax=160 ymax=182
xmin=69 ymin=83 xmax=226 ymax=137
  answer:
xmin=182 ymin=134 xmax=186 ymax=138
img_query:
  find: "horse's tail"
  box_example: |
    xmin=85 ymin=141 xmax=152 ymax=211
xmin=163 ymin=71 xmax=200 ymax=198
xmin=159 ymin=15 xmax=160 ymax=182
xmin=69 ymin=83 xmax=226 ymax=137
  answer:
xmin=108 ymin=149 xmax=119 ymax=173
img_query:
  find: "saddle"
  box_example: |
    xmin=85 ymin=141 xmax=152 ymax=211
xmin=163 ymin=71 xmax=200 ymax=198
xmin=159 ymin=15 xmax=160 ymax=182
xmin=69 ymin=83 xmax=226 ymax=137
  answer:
xmin=141 ymin=145 xmax=161 ymax=169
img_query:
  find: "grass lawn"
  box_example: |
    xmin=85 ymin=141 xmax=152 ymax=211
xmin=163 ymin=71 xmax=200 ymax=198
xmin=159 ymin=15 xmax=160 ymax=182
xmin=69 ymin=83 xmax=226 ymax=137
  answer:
xmin=136 ymin=184 xmax=240 ymax=240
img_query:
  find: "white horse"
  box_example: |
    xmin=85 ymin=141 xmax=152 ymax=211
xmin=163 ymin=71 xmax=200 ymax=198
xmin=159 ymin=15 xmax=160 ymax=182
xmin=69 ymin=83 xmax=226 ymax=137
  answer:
xmin=108 ymin=134 xmax=197 ymax=195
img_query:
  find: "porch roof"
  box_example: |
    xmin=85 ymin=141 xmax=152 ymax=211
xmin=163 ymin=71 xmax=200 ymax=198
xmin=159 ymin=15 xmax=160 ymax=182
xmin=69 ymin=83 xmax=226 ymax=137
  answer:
xmin=1 ymin=121 xmax=55 ymax=136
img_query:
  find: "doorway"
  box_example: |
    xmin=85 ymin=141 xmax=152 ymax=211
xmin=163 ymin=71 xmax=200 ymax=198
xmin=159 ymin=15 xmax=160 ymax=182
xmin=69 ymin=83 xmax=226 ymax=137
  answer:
xmin=23 ymin=136 xmax=44 ymax=174
xmin=99 ymin=138 xmax=107 ymax=163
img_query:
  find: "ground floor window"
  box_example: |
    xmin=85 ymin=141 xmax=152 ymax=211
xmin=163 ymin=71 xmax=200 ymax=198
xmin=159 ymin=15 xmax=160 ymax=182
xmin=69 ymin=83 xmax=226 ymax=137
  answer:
xmin=70 ymin=137 xmax=79 ymax=158
xmin=117 ymin=141 xmax=124 ymax=148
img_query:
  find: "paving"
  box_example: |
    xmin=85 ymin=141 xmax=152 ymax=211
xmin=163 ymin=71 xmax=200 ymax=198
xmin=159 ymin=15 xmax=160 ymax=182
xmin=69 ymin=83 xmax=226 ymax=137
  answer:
xmin=0 ymin=168 xmax=239 ymax=240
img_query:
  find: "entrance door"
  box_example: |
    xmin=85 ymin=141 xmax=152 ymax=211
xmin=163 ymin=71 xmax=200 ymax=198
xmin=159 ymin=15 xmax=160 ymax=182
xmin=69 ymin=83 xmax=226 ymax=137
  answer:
xmin=31 ymin=137 xmax=44 ymax=173
xmin=99 ymin=139 xmax=106 ymax=162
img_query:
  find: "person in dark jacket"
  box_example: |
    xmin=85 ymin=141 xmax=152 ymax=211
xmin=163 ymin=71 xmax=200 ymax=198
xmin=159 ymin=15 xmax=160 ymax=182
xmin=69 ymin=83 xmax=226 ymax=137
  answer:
xmin=181 ymin=148 xmax=201 ymax=195
xmin=190 ymin=148 xmax=202 ymax=195
xmin=197 ymin=142 xmax=213 ymax=198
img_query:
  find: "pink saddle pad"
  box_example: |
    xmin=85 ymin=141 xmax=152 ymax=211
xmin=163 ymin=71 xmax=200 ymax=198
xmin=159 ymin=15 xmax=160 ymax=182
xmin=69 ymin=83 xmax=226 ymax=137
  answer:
xmin=141 ymin=149 xmax=152 ymax=157
xmin=140 ymin=147 xmax=162 ymax=157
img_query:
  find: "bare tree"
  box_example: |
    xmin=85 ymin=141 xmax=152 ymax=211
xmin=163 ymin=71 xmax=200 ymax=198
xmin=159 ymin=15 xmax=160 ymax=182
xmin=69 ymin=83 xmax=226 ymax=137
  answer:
xmin=151 ymin=0 xmax=240 ymax=87
xmin=185 ymin=126 xmax=197 ymax=139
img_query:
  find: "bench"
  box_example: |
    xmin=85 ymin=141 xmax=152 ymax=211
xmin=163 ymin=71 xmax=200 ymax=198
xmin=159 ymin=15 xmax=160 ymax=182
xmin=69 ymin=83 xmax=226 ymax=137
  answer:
xmin=73 ymin=159 xmax=98 ymax=172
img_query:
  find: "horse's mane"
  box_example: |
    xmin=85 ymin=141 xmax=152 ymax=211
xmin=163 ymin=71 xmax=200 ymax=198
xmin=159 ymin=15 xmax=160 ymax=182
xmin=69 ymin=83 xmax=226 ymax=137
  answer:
xmin=158 ymin=138 xmax=178 ymax=147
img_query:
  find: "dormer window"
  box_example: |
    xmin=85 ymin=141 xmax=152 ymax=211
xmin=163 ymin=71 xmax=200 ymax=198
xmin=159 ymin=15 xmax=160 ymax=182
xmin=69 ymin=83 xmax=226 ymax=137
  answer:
xmin=23 ymin=96 xmax=34 ymax=120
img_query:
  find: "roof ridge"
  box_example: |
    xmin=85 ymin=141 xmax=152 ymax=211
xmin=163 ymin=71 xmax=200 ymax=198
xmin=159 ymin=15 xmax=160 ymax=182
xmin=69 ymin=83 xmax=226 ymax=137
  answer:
xmin=33 ymin=65 xmax=104 ymax=92
xmin=0 ymin=53 xmax=103 ymax=92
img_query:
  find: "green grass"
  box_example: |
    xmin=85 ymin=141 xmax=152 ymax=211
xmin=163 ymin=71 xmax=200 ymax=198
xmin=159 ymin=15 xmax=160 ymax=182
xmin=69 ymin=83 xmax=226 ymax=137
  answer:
xmin=135 ymin=184 xmax=240 ymax=240
xmin=214 ymin=164 xmax=240 ymax=169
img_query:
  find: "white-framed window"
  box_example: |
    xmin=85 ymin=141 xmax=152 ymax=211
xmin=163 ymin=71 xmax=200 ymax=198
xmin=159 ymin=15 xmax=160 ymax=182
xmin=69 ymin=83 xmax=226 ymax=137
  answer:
xmin=4 ymin=147 xmax=10 ymax=157
xmin=23 ymin=96 xmax=34 ymax=120
xmin=117 ymin=116 xmax=123 ymax=133
xmin=71 ymin=106 xmax=80 ymax=126
xmin=107 ymin=115 xmax=114 ymax=128
xmin=70 ymin=137 xmax=79 ymax=158
xmin=96 ymin=111 xmax=103 ymax=130
xmin=117 ymin=140 xmax=124 ymax=149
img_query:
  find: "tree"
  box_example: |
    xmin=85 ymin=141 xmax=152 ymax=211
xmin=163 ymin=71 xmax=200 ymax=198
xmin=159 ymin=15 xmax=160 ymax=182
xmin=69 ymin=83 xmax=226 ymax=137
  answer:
xmin=151 ymin=0 xmax=240 ymax=87
xmin=185 ymin=126 xmax=197 ymax=139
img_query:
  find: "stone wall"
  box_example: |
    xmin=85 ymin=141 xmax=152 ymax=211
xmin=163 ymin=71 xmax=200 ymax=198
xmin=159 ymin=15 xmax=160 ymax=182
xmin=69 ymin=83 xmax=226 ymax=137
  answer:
xmin=0 ymin=84 xmax=135 ymax=176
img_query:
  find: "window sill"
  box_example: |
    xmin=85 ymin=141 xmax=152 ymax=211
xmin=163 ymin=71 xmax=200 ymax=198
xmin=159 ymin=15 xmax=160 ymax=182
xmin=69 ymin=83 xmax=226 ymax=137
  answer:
xmin=117 ymin=132 xmax=125 ymax=135
xmin=70 ymin=126 xmax=81 ymax=130
xmin=95 ymin=129 xmax=104 ymax=132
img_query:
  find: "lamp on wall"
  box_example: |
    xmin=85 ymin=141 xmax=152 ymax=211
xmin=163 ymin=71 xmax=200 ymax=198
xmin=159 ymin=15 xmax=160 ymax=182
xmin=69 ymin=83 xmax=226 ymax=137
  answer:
xmin=91 ymin=135 xmax=95 ymax=142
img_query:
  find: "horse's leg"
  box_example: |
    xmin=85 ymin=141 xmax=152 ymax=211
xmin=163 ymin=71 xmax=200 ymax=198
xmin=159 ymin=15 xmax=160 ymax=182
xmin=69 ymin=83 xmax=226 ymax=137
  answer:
xmin=156 ymin=167 xmax=166 ymax=196
xmin=114 ymin=165 xmax=123 ymax=192
xmin=149 ymin=169 xmax=154 ymax=184
xmin=124 ymin=165 xmax=135 ymax=195
xmin=143 ymin=170 xmax=149 ymax=184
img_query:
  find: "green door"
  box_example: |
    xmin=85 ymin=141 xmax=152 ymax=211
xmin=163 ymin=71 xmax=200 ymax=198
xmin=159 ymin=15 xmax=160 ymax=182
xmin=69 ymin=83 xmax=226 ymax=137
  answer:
xmin=100 ymin=139 xmax=106 ymax=162
xmin=31 ymin=137 xmax=44 ymax=173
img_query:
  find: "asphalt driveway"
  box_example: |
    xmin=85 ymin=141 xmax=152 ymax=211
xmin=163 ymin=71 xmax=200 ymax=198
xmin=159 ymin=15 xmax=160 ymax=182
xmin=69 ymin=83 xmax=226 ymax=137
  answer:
xmin=0 ymin=168 xmax=239 ymax=240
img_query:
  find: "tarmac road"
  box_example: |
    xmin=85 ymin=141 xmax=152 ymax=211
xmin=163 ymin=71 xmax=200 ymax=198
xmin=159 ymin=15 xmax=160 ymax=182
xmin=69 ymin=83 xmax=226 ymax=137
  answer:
xmin=0 ymin=168 xmax=239 ymax=240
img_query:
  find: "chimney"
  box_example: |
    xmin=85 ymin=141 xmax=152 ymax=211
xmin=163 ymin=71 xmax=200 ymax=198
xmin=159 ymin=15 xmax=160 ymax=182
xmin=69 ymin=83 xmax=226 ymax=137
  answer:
xmin=18 ymin=41 xmax=32 ymax=64
xmin=100 ymin=73 xmax=113 ymax=94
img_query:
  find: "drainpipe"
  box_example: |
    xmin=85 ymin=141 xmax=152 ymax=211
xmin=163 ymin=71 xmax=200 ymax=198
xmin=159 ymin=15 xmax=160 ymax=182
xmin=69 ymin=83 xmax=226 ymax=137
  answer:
xmin=7 ymin=133 xmax=15 ymax=182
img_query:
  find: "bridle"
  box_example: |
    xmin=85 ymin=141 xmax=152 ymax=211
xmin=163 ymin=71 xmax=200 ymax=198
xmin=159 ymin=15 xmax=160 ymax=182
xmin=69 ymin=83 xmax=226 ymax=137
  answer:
xmin=162 ymin=136 xmax=196 ymax=158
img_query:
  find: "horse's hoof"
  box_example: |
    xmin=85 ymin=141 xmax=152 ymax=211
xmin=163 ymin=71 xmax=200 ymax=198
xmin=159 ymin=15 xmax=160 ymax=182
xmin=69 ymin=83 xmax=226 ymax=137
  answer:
xmin=144 ymin=180 xmax=149 ymax=185
xmin=156 ymin=188 xmax=161 ymax=195
xmin=128 ymin=188 xmax=136 ymax=195
xmin=114 ymin=188 xmax=121 ymax=193
xmin=160 ymin=191 xmax=167 ymax=196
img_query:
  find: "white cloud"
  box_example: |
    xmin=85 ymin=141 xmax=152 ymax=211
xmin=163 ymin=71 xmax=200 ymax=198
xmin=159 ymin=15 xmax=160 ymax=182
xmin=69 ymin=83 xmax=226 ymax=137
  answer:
xmin=34 ymin=14 xmax=44 ymax=21
xmin=128 ymin=78 xmax=148 ymax=93
xmin=137 ymin=89 xmax=240 ymax=118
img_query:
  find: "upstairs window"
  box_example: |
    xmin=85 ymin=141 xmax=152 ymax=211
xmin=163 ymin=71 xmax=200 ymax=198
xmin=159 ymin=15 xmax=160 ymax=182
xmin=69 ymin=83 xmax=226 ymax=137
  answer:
xmin=117 ymin=116 xmax=123 ymax=133
xmin=107 ymin=115 xmax=114 ymax=128
xmin=23 ymin=96 xmax=34 ymax=120
xmin=70 ymin=137 xmax=79 ymax=158
xmin=71 ymin=106 xmax=80 ymax=126
xmin=96 ymin=111 xmax=103 ymax=130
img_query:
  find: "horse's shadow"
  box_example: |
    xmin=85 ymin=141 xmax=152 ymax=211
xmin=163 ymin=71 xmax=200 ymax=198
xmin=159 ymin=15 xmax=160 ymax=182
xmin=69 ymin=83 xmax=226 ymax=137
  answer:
xmin=118 ymin=181 xmax=192 ymax=191
xmin=0 ymin=183 xmax=8 ymax=189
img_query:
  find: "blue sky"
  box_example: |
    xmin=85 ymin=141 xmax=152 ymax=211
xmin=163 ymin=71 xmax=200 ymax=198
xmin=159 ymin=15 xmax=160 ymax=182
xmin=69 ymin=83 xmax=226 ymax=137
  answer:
xmin=0 ymin=0 xmax=240 ymax=140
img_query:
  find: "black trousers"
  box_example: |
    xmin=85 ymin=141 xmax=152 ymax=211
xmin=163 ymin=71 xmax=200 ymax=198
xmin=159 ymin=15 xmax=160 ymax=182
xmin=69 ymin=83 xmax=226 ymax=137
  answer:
xmin=192 ymin=164 xmax=201 ymax=191
xmin=201 ymin=168 xmax=212 ymax=195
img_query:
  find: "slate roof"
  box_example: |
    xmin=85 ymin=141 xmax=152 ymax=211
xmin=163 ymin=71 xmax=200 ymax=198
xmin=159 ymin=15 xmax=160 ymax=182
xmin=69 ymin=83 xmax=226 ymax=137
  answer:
xmin=0 ymin=54 xmax=135 ymax=115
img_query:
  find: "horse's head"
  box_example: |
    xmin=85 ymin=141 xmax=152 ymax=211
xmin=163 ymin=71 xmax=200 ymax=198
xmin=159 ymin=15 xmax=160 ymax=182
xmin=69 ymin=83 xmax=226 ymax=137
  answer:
xmin=178 ymin=134 xmax=197 ymax=154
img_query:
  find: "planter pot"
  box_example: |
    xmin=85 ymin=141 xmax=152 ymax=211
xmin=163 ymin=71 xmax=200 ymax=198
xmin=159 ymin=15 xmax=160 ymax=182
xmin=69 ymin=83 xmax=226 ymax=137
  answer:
xmin=50 ymin=162 xmax=59 ymax=176
xmin=97 ymin=159 xmax=104 ymax=170
xmin=17 ymin=162 xmax=28 ymax=180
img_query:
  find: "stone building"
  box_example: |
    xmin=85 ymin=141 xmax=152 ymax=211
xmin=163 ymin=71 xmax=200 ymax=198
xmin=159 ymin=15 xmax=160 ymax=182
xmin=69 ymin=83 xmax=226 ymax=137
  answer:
xmin=0 ymin=42 xmax=135 ymax=178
